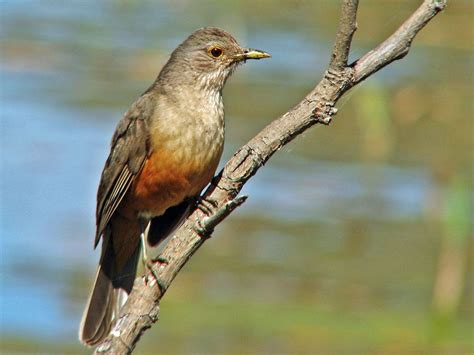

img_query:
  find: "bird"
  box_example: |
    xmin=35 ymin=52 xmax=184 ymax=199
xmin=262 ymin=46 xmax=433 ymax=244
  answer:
xmin=79 ymin=27 xmax=270 ymax=346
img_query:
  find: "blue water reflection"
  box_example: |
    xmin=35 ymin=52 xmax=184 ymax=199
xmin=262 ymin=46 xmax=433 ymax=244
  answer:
xmin=1 ymin=70 xmax=432 ymax=340
xmin=245 ymin=159 xmax=430 ymax=222
xmin=1 ymin=0 xmax=467 ymax=350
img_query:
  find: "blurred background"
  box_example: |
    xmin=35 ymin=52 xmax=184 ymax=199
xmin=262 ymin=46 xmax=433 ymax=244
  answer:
xmin=1 ymin=0 xmax=472 ymax=353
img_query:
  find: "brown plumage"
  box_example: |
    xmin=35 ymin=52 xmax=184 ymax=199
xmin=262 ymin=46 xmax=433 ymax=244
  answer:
xmin=79 ymin=27 xmax=270 ymax=346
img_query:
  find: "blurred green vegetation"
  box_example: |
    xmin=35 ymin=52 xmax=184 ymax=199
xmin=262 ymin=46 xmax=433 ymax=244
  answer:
xmin=1 ymin=0 xmax=472 ymax=354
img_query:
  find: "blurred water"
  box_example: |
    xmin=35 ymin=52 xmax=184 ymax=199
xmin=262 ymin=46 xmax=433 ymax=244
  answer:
xmin=1 ymin=71 xmax=109 ymax=338
xmin=0 ymin=0 xmax=471 ymax=352
xmin=245 ymin=159 xmax=431 ymax=222
xmin=0 ymin=66 xmax=433 ymax=340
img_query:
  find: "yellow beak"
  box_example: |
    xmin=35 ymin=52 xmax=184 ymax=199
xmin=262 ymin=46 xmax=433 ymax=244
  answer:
xmin=239 ymin=48 xmax=271 ymax=60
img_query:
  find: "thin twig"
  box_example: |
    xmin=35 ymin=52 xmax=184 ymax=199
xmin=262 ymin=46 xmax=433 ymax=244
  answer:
xmin=329 ymin=0 xmax=359 ymax=72
xmin=353 ymin=0 xmax=448 ymax=84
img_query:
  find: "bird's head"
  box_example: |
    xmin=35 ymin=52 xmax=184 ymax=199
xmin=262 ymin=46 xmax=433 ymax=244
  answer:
xmin=160 ymin=27 xmax=270 ymax=91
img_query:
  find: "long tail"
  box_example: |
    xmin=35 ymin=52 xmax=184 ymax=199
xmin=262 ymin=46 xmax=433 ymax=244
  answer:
xmin=79 ymin=235 xmax=140 ymax=346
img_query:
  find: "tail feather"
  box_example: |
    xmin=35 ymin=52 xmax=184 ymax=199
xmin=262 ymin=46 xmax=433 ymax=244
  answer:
xmin=79 ymin=238 xmax=140 ymax=346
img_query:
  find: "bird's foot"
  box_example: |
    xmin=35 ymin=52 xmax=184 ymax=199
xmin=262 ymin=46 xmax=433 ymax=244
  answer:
xmin=196 ymin=196 xmax=218 ymax=216
xmin=193 ymin=195 xmax=248 ymax=238
xmin=140 ymin=232 xmax=166 ymax=292
xmin=143 ymin=258 xmax=167 ymax=293
xmin=193 ymin=218 xmax=213 ymax=238
xmin=153 ymin=255 xmax=169 ymax=264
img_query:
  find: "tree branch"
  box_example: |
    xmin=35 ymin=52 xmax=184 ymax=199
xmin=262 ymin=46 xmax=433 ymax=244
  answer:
xmin=94 ymin=1 xmax=447 ymax=353
xmin=329 ymin=0 xmax=359 ymax=72
xmin=352 ymin=0 xmax=447 ymax=84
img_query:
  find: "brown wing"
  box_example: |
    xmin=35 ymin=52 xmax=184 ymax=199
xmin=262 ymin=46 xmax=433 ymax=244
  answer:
xmin=94 ymin=96 xmax=154 ymax=247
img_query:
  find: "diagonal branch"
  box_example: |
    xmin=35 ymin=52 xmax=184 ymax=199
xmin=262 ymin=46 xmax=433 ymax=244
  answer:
xmin=93 ymin=1 xmax=447 ymax=353
xmin=353 ymin=0 xmax=447 ymax=83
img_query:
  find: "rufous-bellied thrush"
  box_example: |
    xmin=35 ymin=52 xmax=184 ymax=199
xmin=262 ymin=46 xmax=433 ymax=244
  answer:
xmin=79 ymin=27 xmax=270 ymax=346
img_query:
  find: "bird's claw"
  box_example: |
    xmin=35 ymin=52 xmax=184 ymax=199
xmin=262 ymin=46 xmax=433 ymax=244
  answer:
xmin=193 ymin=218 xmax=213 ymax=237
xmin=196 ymin=197 xmax=218 ymax=216
xmin=141 ymin=231 xmax=166 ymax=291
xmin=143 ymin=259 xmax=166 ymax=293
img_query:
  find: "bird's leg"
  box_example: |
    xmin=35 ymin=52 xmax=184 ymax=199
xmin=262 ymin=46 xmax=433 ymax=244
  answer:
xmin=139 ymin=219 xmax=163 ymax=289
xmin=139 ymin=219 xmax=150 ymax=266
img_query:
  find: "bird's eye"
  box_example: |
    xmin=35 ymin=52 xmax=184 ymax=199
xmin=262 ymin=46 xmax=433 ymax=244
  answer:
xmin=209 ymin=46 xmax=223 ymax=58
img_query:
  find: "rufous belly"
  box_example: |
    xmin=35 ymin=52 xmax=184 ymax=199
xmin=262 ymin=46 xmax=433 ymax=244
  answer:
xmin=119 ymin=146 xmax=220 ymax=220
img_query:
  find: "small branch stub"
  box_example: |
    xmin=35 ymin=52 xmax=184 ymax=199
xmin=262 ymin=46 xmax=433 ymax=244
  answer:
xmin=314 ymin=101 xmax=338 ymax=125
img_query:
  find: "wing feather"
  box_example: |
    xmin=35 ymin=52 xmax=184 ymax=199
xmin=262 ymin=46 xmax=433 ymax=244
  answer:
xmin=95 ymin=167 xmax=133 ymax=245
xmin=94 ymin=94 xmax=154 ymax=247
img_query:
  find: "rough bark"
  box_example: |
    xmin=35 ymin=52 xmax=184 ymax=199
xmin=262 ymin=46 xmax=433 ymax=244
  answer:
xmin=94 ymin=1 xmax=447 ymax=353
